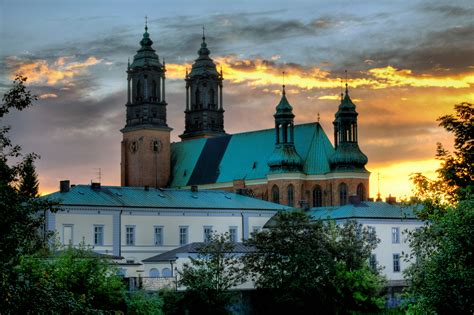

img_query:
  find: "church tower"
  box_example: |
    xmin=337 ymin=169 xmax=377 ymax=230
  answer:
xmin=121 ymin=23 xmax=172 ymax=188
xmin=179 ymin=31 xmax=225 ymax=141
xmin=330 ymin=84 xmax=368 ymax=171
xmin=267 ymin=85 xmax=303 ymax=173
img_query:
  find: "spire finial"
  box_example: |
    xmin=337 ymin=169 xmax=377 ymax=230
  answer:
xmin=317 ymin=112 xmax=320 ymax=123
xmin=145 ymin=15 xmax=148 ymax=32
xmin=345 ymin=70 xmax=349 ymax=95
xmin=282 ymin=71 xmax=286 ymax=95
xmin=202 ymin=25 xmax=206 ymax=42
xmin=340 ymin=78 xmax=343 ymax=101
xmin=128 ymin=57 xmax=130 ymax=66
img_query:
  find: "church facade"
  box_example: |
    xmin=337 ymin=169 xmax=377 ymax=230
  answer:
xmin=120 ymin=26 xmax=370 ymax=208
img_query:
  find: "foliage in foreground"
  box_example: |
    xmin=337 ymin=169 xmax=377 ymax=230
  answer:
xmin=404 ymin=102 xmax=474 ymax=313
xmin=178 ymin=233 xmax=246 ymax=314
xmin=243 ymin=211 xmax=386 ymax=314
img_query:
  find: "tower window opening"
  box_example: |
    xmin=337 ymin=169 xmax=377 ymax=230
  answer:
xmin=287 ymin=184 xmax=294 ymax=207
xmin=357 ymin=183 xmax=366 ymax=201
xmin=272 ymin=185 xmax=279 ymax=204
xmin=313 ymin=185 xmax=322 ymax=207
xmin=339 ymin=183 xmax=348 ymax=205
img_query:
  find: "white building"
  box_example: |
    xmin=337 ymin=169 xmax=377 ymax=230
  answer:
xmin=44 ymin=181 xmax=288 ymax=280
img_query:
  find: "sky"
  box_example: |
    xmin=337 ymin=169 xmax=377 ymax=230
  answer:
xmin=1 ymin=0 xmax=473 ymax=198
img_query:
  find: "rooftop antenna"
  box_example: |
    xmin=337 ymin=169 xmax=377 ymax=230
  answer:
xmin=94 ymin=168 xmax=102 ymax=183
xmin=376 ymin=172 xmax=382 ymax=201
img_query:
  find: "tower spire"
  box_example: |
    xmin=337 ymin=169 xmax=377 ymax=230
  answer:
xmin=345 ymin=69 xmax=349 ymax=95
xmin=145 ymin=15 xmax=148 ymax=32
xmin=202 ymin=25 xmax=206 ymax=42
xmin=282 ymin=71 xmax=286 ymax=95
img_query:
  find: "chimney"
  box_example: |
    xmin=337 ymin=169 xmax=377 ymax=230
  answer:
xmin=60 ymin=180 xmax=70 ymax=193
xmin=349 ymin=195 xmax=361 ymax=205
xmin=385 ymin=194 xmax=396 ymax=205
xmin=191 ymin=185 xmax=198 ymax=193
xmin=91 ymin=182 xmax=101 ymax=190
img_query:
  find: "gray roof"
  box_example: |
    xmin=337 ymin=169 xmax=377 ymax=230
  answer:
xmin=43 ymin=185 xmax=290 ymax=211
xmin=309 ymin=202 xmax=419 ymax=220
xmin=143 ymin=242 xmax=255 ymax=263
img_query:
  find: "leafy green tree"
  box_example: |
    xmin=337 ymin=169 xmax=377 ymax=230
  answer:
xmin=127 ymin=290 xmax=164 ymax=315
xmin=178 ymin=233 xmax=246 ymax=314
xmin=404 ymin=103 xmax=474 ymax=313
xmin=0 ymin=76 xmax=57 ymax=310
xmin=19 ymin=154 xmax=40 ymax=198
xmin=243 ymin=212 xmax=385 ymax=314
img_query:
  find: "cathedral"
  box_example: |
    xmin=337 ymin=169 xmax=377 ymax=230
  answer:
xmin=120 ymin=25 xmax=370 ymax=208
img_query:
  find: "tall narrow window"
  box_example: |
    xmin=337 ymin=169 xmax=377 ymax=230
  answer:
xmin=339 ymin=183 xmax=348 ymax=205
xmin=94 ymin=225 xmax=104 ymax=246
xmin=179 ymin=226 xmax=188 ymax=246
xmin=392 ymin=227 xmax=400 ymax=243
xmin=209 ymin=88 xmax=215 ymax=108
xmin=357 ymin=183 xmax=366 ymax=201
xmin=312 ymin=185 xmax=322 ymax=207
xmin=136 ymin=80 xmax=141 ymax=100
xmin=393 ymin=254 xmax=400 ymax=272
xmin=229 ymin=227 xmax=238 ymax=243
xmin=287 ymin=184 xmax=294 ymax=207
xmin=195 ymin=89 xmax=201 ymax=108
xmin=203 ymin=226 xmax=212 ymax=243
xmin=154 ymin=226 xmax=163 ymax=246
xmin=272 ymin=185 xmax=279 ymax=204
xmin=152 ymin=80 xmax=157 ymax=98
xmin=126 ymin=226 xmax=135 ymax=246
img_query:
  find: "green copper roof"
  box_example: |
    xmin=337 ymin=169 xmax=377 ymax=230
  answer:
xmin=43 ymin=185 xmax=290 ymax=211
xmin=188 ymin=36 xmax=219 ymax=77
xmin=274 ymin=87 xmax=294 ymax=118
xmin=130 ymin=26 xmax=162 ymax=69
xmin=169 ymin=123 xmax=335 ymax=187
xmin=309 ymin=202 xmax=419 ymax=220
xmin=267 ymin=144 xmax=304 ymax=173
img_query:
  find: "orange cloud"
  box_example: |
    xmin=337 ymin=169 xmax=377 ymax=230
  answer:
xmin=166 ymin=57 xmax=474 ymax=91
xmin=7 ymin=56 xmax=101 ymax=85
xmin=39 ymin=93 xmax=58 ymax=99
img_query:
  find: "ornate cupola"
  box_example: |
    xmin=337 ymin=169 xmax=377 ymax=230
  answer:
xmin=330 ymin=84 xmax=368 ymax=171
xmin=179 ymin=30 xmax=225 ymax=141
xmin=121 ymin=22 xmax=172 ymax=188
xmin=267 ymin=85 xmax=303 ymax=173
xmin=123 ymin=23 xmax=168 ymax=130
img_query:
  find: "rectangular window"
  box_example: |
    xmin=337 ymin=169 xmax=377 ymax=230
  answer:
xmin=94 ymin=225 xmax=104 ymax=246
xmin=229 ymin=227 xmax=238 ymax=243
xmin=126 ymin=226 xmax=135 ymax=246
xmin=154 ymin=226 xmax=163 ymax=246
xmin=393 ymin=254 xmax=400 ymax=272
xmin=63 ymin=225 xmax=73 ymax=245
xmin=179 ymin=226 xmax=188 ymax=246
xmin=369 ymin=254 xmax=377 ymax=270
xmin=203 ymin=226 xmax=212 ymax=243
xmin=392 ymin=227 xmax=400 ymax=243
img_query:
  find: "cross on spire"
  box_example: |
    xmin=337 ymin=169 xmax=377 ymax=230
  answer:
xmin=282 ymin=71 xmax=286 ymax=95
xmin=345 ymin=69 xmax=348 ymax=94
xmin=202 ymin=25 xmax=206 ymax=42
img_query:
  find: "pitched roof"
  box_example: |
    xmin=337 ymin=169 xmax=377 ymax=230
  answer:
xmin=142 ymin=242 xmax=255 ymax=263
xmin=308 ymin=202 xmax=419 ymax=220
xmin=43 ymin=185 xmax=290 ymax=210
xmin=170 ymin=122 xmax=335 ymax=187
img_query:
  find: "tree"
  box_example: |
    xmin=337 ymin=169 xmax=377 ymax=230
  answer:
xmin=178 ymin=233 xmax=246 ymax=314
xmin=0 ymin=76 xmax=57 ymax=310
xmin=19 ymin=154 xmax=39 ymax=198
xmin=404 ymin=103 xmax=474 ymax=313
xmin=243 ymin=211 xmax=385 ymax=314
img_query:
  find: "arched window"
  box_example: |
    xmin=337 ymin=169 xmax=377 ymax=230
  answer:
xmin=152 ymin=80 xmax=157 ymax=98
xmin=272 ymin=185 xmax=279 ymax=204
xmin=149 ymin=268 xmax=160 ymax=277
xmin=195 ymin=88 xmax=201 ymax=108
xmin=357 ymin=183 xmax=366 ymax=201
xmin=162 ymin=268 xmax=172 ymax=277
xmin=209 ymin=88 xmax=215 ymax=108
xmin=339 ymin=183 xmax=348 ymax=205
xmin=136 ymin=80 xmax=142 ymax=100
xmin=287 ymin=184 xmax=294 ymax=207
xmin=312 ymin=185 xmax=322 ymax=207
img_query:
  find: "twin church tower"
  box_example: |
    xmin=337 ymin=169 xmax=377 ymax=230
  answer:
xmin=121 ymin=25 xmax=369 ymax=207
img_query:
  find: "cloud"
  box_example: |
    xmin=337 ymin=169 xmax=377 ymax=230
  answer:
xmin=39 ymin=93 xmax=58 ymax=99
xmin=5 ymin=56 xmax=102 ymax=86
